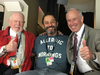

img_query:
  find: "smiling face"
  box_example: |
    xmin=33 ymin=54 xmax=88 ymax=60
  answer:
xmin=66 ymin=9 xmax=84 ymax=33
xmin=8 ymin=12 xmax=25 ymax=33
xmin=42 ymin=15 xmax=58 ymax=36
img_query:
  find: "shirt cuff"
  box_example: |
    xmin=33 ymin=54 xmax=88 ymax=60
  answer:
xmin=0 ymin=46 xmax=5 ymax=57
xmin=93 ymin=56 xmax=100 ymax=64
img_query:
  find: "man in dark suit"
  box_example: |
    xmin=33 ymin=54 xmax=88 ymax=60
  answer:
xmin=66 ymin=8 xmax=100 ymax=75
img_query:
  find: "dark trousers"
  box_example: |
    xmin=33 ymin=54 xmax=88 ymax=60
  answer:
xmin=15 ymin=68 xmax=68 ymax=75
xmin=0 ymin=63 xmax=19 ymax=75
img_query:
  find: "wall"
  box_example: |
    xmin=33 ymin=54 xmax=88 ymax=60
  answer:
xmin=0 ymin=0 xmax=39 ymax=36
xmin=0 ymin=4 xmax=4 ymax=12
xmin=95 ymin=0 xmax=100 ymax=29
xmin=39 ymin=0 xmax=48 ymax=13
xmin=24 ymin=0 xmax=39 ymax=36
xmin=0 ymin=0 xmax=28 ymax=30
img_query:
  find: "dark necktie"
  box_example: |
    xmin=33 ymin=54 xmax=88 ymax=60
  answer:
xmin=73 ymin=34 xmax=79 ymax=75
xmin=73 ymin=34 xmax=77 ymax=61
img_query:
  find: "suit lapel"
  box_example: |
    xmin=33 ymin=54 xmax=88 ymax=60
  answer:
xmin=67 ymin=32 xmax=74 ymax=63
xmin=19 ymin=33 xmax=25 ymax=72
xmin=68 ymin=32 xmax=74 ymax=50
xmin=84 ymin=25 xmax=90 ymax=46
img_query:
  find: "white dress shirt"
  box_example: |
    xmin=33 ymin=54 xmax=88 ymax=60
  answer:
xmin=73 ymin=24 xmax=99 ymax=73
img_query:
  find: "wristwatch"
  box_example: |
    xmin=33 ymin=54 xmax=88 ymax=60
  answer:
xmin=2 ymin=46 xmax=7 ymax=53
xmin=93 ymin=53 xmax=96 ymax=60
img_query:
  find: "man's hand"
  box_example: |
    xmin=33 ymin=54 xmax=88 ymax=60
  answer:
xmin=80 ymin=39 xmax=93 ymax=60
xmin=6 ymin=36 xmax=18 ymax=52
xmin=39 ymin=32 xmax=46 ymax=36
xmin=57 ymin=31 xmax=63 ymax=35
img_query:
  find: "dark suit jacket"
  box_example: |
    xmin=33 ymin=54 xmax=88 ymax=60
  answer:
xmin=67 ymin=24 xmax=100 ymax=71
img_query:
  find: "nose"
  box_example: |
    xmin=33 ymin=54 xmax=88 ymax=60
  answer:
xmin=70 ymin=20 xmax=74 ymax=25
xmin=48 ymin=22 xmax=52 ymax=27
xmin=16 ymin=21 xmax=20 ymax=25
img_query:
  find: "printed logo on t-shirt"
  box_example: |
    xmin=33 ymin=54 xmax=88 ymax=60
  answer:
xmin=38 ymin=52 xmax=62 ymax=59
xmin=38 ymin=37 xmax=64 ymax=59
xmin=40 ymin=37 xmax=64 ymax=45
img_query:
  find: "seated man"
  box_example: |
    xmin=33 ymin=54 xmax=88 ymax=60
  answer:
xmin=0 ymin=12 xmax=36 ymax=75
xmin=16 ymin=13 xmax=69 ymax=75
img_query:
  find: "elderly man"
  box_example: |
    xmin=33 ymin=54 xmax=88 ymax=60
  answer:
xmin=66 ymin=8 xmax=100 ymax=75
xmin=0 ymin=12 xmax=36 ymax=75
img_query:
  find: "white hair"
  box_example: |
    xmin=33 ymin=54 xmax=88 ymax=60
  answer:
xmin=66 ymin=8 xmax=82 ymax=18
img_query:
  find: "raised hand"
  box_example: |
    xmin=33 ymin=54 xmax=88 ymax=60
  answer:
xmin=5 ymin=36 xmax=18 ymax=52
xmin=80 ymin=39 xmax=93 ymax=60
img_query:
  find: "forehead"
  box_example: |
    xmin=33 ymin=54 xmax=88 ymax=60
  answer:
xmin=66 ymin=10 xmax=80 ymax=19
xmin=11 ymin=13 xmax=24 ymax=21
xmin=44 ymin=15 xmax=55 ymax=21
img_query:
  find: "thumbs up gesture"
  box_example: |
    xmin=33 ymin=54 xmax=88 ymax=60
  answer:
xmin=5 ymin=36 xmax=18 ymax=52
xmin=80 ymin=39 xmax=93 ymax=60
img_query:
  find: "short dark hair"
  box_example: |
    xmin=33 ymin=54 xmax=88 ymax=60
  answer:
xmin=42 ymin=12 xmax=57 ymax=25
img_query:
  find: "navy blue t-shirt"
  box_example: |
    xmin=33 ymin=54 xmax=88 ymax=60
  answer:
xmin=33 ymin=34 xmax=68 ymax=73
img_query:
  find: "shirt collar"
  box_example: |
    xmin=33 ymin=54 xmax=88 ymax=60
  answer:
xmin=76 ymin=24 xmax=85 ymax=38
xmin=10 ymin=28 xmax=21 ymax=39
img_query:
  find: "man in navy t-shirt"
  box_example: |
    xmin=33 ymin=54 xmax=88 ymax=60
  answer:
xmin=16 ymin=13 xmax=69 ymax=75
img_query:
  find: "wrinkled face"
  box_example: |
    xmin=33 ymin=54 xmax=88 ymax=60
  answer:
xmin=66 ymin=9 xmax=83 ymax=32
xmin=9 ymin=13 xmax=25 ymax=33
xmin=43 ymin=15 xmax=58 ymax=36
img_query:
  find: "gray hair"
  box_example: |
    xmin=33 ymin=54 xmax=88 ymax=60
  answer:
xmin=67 ymin=8 xmax=82 ymax=18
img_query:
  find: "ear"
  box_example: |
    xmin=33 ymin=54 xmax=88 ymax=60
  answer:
xmin=8 ymin=19 xmax=10 ymax=23
xmin=81 ymin=16 xmax=84 ymax=23
xmin=57 ymin=22 xmax=58 ymax=27
xmin=23 ymin=21 xmax=25 ymax=24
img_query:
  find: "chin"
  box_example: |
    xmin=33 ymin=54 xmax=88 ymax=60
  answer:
xmin=71 ymin=30 xmax=77 ymax=32
xmin=15 ymin=30 xmax=22 ymax=34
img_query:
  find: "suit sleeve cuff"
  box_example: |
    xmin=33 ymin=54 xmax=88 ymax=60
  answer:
xmin=93 ymin=55 xmax=100 ymax=64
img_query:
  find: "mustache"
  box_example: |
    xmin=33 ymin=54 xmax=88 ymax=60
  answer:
xmin=47 ymin=26 xmax=55 ymax=29
xmin=15 ymin=26 xmax=21 ymax=28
